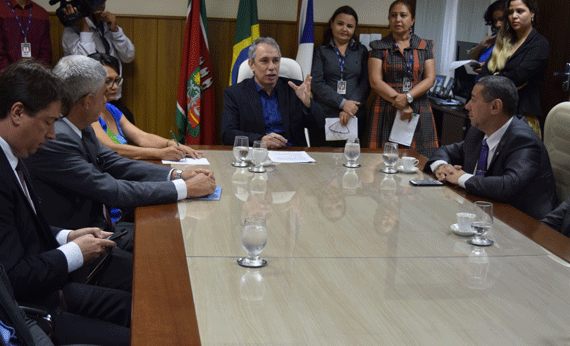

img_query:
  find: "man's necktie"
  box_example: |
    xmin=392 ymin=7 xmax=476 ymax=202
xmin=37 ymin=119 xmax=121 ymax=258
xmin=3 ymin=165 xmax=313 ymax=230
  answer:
xmin=15 ymin=160 xmax=34 ymax=211
xmin=476 ymin=139 xmax=489 ymax=176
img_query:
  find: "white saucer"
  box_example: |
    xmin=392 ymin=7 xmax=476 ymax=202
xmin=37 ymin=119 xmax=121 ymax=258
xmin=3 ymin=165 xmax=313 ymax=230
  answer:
xmin=450 ymin=223 xmax=476 ymax=236
xmin=397 ymin=165 xmax=419 ymax=174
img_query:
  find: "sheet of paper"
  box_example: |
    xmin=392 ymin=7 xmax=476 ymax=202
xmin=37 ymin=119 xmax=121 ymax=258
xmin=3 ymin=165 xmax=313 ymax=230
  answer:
xmin=325 ymin=117 xmax=358 ymax=141
xmin=359 ymin=33 xmax=371 ymax=51
xmin=162 ymin=157 xmax=210 ymax=165
xmin=388 ymin=110 xmax=420 ymax=147
xmin=187 ymin=186 xmax=222 ymax=200
xmin=449 ymin=60 xmax=480 ymax=75
xmin=268 ymin=151 xmax=316 ymax=163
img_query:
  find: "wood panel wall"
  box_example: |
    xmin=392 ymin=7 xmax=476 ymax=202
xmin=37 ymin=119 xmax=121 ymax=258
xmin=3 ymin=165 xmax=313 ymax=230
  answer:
xmin=49 ymin=14 xmax=389 ymax=143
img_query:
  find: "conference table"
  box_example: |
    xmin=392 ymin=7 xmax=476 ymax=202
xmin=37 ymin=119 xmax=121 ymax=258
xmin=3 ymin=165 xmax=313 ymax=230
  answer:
xmin=132 ymin=147 xmax=570 ymax=345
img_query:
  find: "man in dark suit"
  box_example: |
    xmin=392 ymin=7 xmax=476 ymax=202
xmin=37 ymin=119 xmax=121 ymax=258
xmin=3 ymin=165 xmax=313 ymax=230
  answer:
xmin=221 ymin=37 xmax=324 ymax=148
xmin=0 ymin=59 xmax=131 ymax=344
xmin=424 ymin=76 xmax=557 ymax=220
xmin=542 ymin=197 xmax=570 ymax=236
xmin=24 ymin=55 xmax=216 ymax=243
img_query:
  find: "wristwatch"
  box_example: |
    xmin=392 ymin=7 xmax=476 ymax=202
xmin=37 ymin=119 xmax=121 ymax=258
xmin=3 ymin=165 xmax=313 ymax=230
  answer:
xmin=173 ymin=169 xmax=183 ymax=180
xmin=406 ymin=93 xmax=414 ymax=104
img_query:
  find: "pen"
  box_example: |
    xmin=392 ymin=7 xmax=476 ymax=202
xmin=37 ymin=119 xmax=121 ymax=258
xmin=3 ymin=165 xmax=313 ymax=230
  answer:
xmin=170 ymin=131 xmax=180 ymax=146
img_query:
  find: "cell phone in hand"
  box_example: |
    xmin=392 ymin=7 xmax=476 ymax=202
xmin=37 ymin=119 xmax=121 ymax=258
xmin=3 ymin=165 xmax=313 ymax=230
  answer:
xmin=409 ymin=179 xmax=444 ymax=186
xmin=106 ymin=228 xmax=128 ymax=241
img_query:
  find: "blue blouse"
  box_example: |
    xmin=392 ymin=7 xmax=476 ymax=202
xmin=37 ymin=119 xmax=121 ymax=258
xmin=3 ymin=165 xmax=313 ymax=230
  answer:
xmin=98 ymin=103 xmax=128 ymax=144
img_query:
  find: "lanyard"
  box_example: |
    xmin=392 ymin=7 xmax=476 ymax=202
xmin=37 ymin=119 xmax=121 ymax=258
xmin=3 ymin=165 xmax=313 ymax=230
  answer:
xmin=6 ymin=0 xmax=32 ymax=43
xmin=333 ymin=45 xmax=346 ymax=81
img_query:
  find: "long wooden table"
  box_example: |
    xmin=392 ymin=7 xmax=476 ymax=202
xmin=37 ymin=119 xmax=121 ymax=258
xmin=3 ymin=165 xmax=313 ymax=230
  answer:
xmin=132 ymin=147 xmax=570 ymax=345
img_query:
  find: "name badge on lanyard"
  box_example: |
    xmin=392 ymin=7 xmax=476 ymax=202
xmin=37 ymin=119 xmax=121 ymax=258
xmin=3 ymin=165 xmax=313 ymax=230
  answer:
xmin=6 ymin=0 xmax=33 ymax=58
xmin=334 ymin=45 xmax=347 ymax=95
xmin=21 ymin=42 xmax=31 ymax=57
xmin=402 ymin=52 xmax=413 ymax=92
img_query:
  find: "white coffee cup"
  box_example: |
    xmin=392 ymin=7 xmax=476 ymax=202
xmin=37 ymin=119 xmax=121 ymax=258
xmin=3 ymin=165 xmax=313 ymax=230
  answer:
xmin=402 ymin=156 xmax=419 ymax=170
xmin=456 ymin=212 xmax=476 ymax=231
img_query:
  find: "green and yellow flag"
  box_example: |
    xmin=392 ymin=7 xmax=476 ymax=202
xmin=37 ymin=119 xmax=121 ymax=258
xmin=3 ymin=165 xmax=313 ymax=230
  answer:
xmin=229 ymin=0 xmax=259 ymax=85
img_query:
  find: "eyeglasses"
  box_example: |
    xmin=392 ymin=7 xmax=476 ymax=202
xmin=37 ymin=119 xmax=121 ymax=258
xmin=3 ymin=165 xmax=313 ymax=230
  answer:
xmin=328 ymin=120 xmax=350 ymax=134
xmin=105 ymin=77 xmax=123 ymax=87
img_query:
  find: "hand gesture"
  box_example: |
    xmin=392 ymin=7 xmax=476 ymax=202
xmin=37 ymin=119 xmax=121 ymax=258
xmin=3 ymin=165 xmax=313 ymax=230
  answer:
xmin=100 ymin=12 xmax=118 ymax=32
xmin=288 ymin=74 xmax=312 ymax=108
xmin=184 ymin=173 xmax=217 ymax=197
xmin=339 ymin=111 xmax=353 ymax=127
xmin=261 ymin=133 xmax=288 ymax=148
xmin=72 ymin=234 xmax=116 ymax=264
xmin=342 ymin=100 xmax=360 ymax=117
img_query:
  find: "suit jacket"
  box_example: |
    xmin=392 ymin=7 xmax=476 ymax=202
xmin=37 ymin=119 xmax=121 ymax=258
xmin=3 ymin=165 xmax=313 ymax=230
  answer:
xmin=221 ymin=77 xmax=325 ymax=146
xmin=541 ymin=198 xmax=570 ymax=237
xmin=0 ymin=265 xmax=53 ymax=346
xmin=425 ymin=117 xmax=557 ymax=219
xmin=24 ymin=121 xmax=177 ymax=231
xmin=479 ymin=29 xmax=549 ymax=117
xmin=0 ymin=149 xmax=68 ymax=302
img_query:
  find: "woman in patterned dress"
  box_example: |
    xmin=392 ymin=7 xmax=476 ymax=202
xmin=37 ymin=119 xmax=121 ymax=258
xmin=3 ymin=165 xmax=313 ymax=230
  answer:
xmin=367 ymin=0 xmax=438 ymax=157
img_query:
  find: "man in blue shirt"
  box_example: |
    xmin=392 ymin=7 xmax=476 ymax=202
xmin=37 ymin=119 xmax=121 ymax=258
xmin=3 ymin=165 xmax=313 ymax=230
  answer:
xmin=221 ymin=37 xmax=324 ymax=148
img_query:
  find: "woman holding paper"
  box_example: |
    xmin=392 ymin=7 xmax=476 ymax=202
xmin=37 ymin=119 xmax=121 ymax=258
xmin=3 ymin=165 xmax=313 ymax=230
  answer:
xmin=88 ymin=53 xmax=202 ymax=160
xmin=310 ymin=6 xmax=369 ymax=147
xmin=367 ymin=0 xmax=437 ymax=157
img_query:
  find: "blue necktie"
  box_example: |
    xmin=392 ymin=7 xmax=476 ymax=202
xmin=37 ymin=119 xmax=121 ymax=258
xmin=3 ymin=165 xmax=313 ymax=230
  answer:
xmin=476 ymin=139 xmax=489 ymax=176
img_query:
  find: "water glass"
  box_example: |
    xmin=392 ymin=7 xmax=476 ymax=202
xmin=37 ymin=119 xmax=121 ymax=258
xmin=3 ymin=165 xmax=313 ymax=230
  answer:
xmin=237 ymin=217 xmax=268 ymax=267
xmin=343 ymin=138 xmax=361 ymax=168
xmin=249 ymin=140 xmax=268 ymax=173
xmin=468 ymin=201 xmax=494 ymax=246
xmin=381 ymin=142 xmax=399 ymax=174
xmin=232 ymin=136 xmax=249 ymax=167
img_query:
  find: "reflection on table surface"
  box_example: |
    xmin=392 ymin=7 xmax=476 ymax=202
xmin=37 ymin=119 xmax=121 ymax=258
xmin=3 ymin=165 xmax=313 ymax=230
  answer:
xmin=168 ymin=150 xmax=570 ymax=345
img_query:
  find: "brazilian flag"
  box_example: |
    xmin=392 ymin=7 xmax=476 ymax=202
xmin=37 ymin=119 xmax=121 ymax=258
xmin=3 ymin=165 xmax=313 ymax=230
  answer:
xmin=229 ymin=0 xmax=259 ymax=85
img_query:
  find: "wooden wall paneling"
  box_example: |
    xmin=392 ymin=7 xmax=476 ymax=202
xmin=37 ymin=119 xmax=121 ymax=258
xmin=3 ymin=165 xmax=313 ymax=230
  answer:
xmin=156 ymin=18 xmax=185 ymax=139
xmin=48 ymin=17 xmax=64 ymax=66
xmin=116 ymin=17 xmax=136 ymax=124
xmin=130 ymin=17 xmax=159 ymax=136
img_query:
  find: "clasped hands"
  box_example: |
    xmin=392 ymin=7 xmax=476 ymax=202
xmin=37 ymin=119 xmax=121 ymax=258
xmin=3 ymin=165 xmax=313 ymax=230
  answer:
xmin=391 ymin=93 xmax=413 ymax=122
xmin=175 ymin=168 xmax=217 ymax=197
xmin=434 ymin=164 xmax=466 ymax=185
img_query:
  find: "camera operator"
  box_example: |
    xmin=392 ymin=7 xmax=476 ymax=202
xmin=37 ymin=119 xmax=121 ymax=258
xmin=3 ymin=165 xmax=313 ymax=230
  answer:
xmin=0 ymin=0 xmax=51 ymax=70
xmin=62 ymin=1 xmax=134 ymax=102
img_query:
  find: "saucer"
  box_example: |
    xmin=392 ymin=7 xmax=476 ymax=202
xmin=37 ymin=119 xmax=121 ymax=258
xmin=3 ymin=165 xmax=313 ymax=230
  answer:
xmin=397 ymin=165 xmax=419 ymax=174
xmin=450 ymin=223 xmax=476 ymax=236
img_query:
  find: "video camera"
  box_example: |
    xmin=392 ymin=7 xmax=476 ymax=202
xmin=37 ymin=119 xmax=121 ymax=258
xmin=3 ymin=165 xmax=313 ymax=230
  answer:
xmin=49 ymin=0 xmax=106 ymax=27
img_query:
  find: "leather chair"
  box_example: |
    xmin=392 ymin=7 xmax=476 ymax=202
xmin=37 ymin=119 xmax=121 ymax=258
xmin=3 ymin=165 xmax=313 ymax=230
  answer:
xmin=236 ymin=58 xmax=310 ymax=146
xmin=544 ymin=101 xmax=570 ymax=203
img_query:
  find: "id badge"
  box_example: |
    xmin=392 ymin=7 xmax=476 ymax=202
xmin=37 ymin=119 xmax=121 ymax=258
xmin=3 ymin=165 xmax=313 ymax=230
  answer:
xmin=337 ymin=80 xmax=347 ymax=95
xmin=21 ymin=43 xmax=31 ymax=58
xmin=402 ymin=76 xmax=412 ymax=92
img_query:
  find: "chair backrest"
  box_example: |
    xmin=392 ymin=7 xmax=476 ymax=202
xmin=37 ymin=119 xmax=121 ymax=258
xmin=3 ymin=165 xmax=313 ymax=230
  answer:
xmin=236 ymin=57 xmax=304 ymax=84
xmin=544 ymin=101 xmax=570 ymax=203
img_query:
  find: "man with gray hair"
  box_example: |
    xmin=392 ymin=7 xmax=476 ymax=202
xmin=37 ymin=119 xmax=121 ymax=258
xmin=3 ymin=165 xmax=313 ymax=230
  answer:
xmin=221 ymin=37 xmax=324 ymax=148
xmin=425 ymin=76 xmax=557 ymax=219
xmin=25 ymin=55 xmax=216 ymax=249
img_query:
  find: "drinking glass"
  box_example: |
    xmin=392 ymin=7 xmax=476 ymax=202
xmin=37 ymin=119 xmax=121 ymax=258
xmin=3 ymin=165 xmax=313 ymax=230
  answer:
xmin=237 ymin=217 xmax=268 ymax=267
xmin=232 ymin=136 xmax=249 ymax=167
xmin=343 ymin=138 xmax=361 ymax=168
xmin=468 ymin=201 xmax=494 ymax=246
xmin=381 ymin=142 xmax=399 ymax=174
xmin=249 ymin=140 xmax=268 ymax=173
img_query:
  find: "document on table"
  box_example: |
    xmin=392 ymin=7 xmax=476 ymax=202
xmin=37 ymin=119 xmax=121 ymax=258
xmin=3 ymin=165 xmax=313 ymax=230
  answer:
xmin=268 ymin=151 xmax=316 ymax=163
xmin=162 ymin=157 xmax=210 ymax=165
xmin=449 ymin=59 xmax=480 ymax=75
xmin=388 ymin=110 xmax=419 ymax=147
xmin=325 ymin=117 xmax=357 ymax=141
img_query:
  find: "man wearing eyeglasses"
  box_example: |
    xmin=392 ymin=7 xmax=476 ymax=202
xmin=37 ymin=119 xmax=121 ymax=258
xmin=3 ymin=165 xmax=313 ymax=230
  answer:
xmin=24 ymin=55 xmax=216 ymax=251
